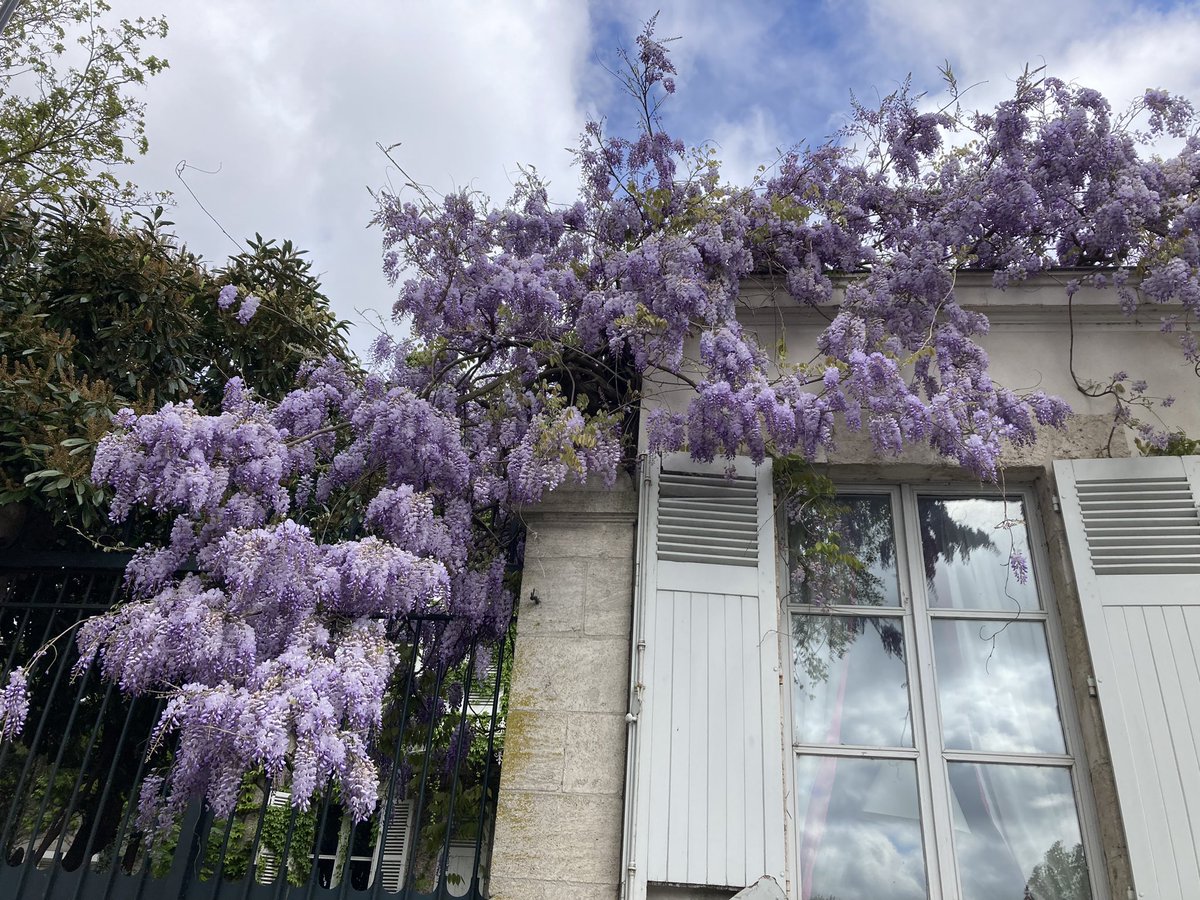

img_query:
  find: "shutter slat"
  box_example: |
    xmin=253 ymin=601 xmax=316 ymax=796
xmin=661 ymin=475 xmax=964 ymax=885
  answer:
xmin=1088 ymin=533 xmax=1200 ymax=546
xmin=659 ymin=552 xmax=757 ymax=567
xmin=1076 ymin=489 xmax=1192 ymax=499
xmin=659 ymin=513 xmax=757 ymax=528
xmin=1091 ymin=545 xmax=1200 ymax=556
xmin=660 ymin=486 xmax=757 ymax=500
xmin=658 ymin=531 xmax=757 ymax=550
xmin=1082 ymin=500 xmax=1195 ymax=512
xmin=1093 ymin=563 xmax=1200 ymax=575
xmin=1077 ymin=478 xmax=1191 ymax=493
xmin=1082 ymin=508 xmax=1198 ymax=520
xmin=659 ymin=498 xmax=757 ymax=515
xmin=661 ymin=471 xmax=755 ymax=489
xmin=657 ymin=520 xmax=759 ymax=537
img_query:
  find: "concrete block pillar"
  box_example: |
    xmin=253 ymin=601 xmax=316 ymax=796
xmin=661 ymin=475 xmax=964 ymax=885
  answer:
xmin=488 ymin=474 xmax=638 ymax=900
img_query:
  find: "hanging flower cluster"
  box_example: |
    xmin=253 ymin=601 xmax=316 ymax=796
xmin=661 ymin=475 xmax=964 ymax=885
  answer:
xmin=3 ymin=22 xmax=1198 ymax=823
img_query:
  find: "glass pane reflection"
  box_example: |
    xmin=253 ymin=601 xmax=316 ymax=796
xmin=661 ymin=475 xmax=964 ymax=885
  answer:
xmin=949 ymin=763 xmax=1090 ymax=900
xmin=795 ymin=756 xmax=928 ymax=900
xmin=792 ymin=614 xmax=913 ymax=747
xmin=791 ymin=494 xmax=901 ymax=607
xmin=919 ymin=497 xmax=1040 ymax=612
xmin=933 ymin=619 xmax=1065 ymax=754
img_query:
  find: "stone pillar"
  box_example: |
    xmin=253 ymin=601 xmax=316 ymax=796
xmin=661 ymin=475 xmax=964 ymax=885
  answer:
xmin=488 ymin=474 xmax=638 ymax=900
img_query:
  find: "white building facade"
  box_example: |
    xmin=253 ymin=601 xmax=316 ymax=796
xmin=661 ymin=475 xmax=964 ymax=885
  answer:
xmin=487 ymin=272 xmax=1200 ymax=900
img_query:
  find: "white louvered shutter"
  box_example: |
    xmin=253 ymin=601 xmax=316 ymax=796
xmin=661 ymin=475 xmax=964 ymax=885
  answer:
xmin=630 ymin=453 xmax=787 ymax=895
xmin=371 ymin=799 xmax=414 ymax=893
xmin=254 ymin=789 xmax=292 ymax=884
xmin=1055 ymin=456 xmax=1200 ymax=900
xmin=467 ymin=659 xmax=500 ymax=725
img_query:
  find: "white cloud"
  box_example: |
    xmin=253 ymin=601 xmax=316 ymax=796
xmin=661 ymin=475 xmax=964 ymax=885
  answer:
xmin=708 ymin=105 xmax=787 ymax=187
xmin=848 ymin=0 xmax=1200 ymax=113
xmin=1056 ymin=11 xmax=1200 ymax=111
xmin=107 ymin=1 xmax=594 ymax=356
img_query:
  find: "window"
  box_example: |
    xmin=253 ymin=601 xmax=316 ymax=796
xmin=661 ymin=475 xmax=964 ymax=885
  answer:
xmin=787 ymin=487 xmax=1097 ymax=900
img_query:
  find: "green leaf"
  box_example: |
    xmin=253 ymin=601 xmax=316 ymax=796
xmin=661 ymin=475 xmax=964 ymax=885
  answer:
xmin=24 ymin=468 xmax=64 ymax=482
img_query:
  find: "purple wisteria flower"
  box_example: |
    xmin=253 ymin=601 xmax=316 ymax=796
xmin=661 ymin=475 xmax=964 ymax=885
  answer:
xmin=0 ymin=668 xmax=29 ymax=742
xmin=1009 ymin=551 xmax=1030 ymax=586
xmin=236 ymin=294 xmax=260 ymax=324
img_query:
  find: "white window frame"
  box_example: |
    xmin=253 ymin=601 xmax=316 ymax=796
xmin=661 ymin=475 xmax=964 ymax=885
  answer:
xmin=782 ymin=482 xmax=1108 ymax=900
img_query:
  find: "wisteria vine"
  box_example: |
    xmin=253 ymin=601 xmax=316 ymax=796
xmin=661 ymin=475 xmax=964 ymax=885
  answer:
xmin=3 ymin=22 xmax=1199 ymax=825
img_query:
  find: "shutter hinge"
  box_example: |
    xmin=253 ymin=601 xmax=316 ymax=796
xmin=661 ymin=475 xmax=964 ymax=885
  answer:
xmin=1087 ymin=675 xmax=1098 ymax=697
xmin=1051 ymin=495 xmax=1061 ymax=513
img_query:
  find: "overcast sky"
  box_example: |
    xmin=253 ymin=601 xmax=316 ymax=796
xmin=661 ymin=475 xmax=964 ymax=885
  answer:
xmin=105 ymin=0 xmax=1200 ymax=359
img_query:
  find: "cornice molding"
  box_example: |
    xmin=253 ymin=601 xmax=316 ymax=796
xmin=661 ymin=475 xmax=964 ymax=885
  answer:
xmin=735 ymin=270 xmax=1180 ymax=330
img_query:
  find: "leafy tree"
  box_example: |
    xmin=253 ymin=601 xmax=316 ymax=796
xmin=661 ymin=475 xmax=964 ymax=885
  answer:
xmin=0 ymin=197 xmax=352 ymax=534
xmin=0 ymin=0 xmax=168 ymax=208
xmin=1025 ymin=840 xmax=1089 ymax=900
xmin=2 ymin=21 xmax=1199 ymax=833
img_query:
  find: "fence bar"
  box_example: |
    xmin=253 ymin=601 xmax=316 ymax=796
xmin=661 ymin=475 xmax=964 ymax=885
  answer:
xmin=303 ymin=787 xmax=336 ymax=896
xmin=239 ymin=780 xmax=275 ymax=900
xmin=368 ymin=617 xmax=426 ymax=900
xmin=468 ymin=627 xmax=509 ymax=897
xmin=0 ymin=572 xmax=44 ymax=787
xmin=2 ymin=574 xmax=88 ymax=855
xmin=0 ymin=573 xmax=74 ymax=845
xmin=435 ymin=642 xmax=476 ymax=899
xmin=41 ymin=576 xmax=124 ymax=895
xmin=71 ymin=692 xmax=141 ymax=900
xmin=41 ymin=675 xmax=116 ymax=897
xmin=404 ymin=627 xmax=450 ymax=897
xmin=100 ymin=697 xmax=164 ymax=896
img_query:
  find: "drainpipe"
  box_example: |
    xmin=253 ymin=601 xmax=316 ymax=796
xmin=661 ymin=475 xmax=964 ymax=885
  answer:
xmin=619 ymin=454 xmax=653 ymax=900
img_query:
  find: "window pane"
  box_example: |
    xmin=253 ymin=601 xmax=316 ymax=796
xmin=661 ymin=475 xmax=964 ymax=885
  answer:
xmin=795 ymin=756 xmax=928 ymax=900
xmin=933 ymin=619 xmax=1065 ymax=754
xmin=791 ymin=494 xmax=901 ymax=607
xmin=948 ymin=763 xmax=1090 ymax=900
xmin=792 ymin=614 xmax=913 ymax=747
xmin=919 ymin=497 xmax=1040 ymax=611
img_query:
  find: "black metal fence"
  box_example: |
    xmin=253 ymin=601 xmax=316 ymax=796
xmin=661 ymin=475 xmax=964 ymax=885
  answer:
xmin=0 ymin=553 xmax=510 ymax=900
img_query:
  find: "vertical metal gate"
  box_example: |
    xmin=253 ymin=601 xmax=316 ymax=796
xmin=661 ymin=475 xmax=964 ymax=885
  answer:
xmin=0 ymin=553 xmax=510 ymax=900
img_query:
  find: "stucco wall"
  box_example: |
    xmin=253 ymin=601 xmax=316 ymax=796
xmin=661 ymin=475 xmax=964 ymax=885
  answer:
xmin=735 ymin=271 xmax=1200 ymax=447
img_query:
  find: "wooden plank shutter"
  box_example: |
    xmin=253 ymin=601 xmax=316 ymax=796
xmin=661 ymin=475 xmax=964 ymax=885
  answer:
xmin=631 ymin=453 xmax=787 ymax=893
xmin=1055 ymin=456 xmax=1200 ymax=900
